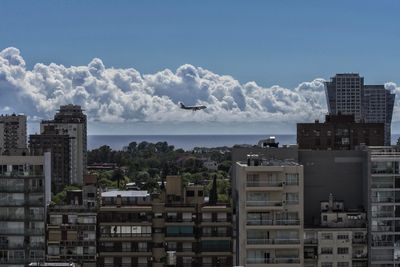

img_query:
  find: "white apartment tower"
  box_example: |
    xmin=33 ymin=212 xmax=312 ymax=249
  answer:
xmin=234 ymin=155 xmax=304 ymax=266
xmin=41 ymin=105 xmax=87 ymax=185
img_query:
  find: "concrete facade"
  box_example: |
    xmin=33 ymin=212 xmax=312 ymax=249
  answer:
xmin=325 ymin=73 xmax=395 ymax=145
xmin=0 ymin=153 xmax=51 ymax=267
xmin=0 ymin=114 xmax=27 ymax=155
xmin=297 ymin=114 xmax=385 ymax=150
xmin=234 ymin=157 xmax=304 ymax=266
xmin=366 ymin=147 xmax=400 ymax=266
xmin=41 ymin=105 xmax=87 ymax=186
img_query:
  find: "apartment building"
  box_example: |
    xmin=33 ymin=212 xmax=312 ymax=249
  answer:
xmin=46 ymin=185 xmax=97 ymax=267
xmin=325 ymin=73 xmax=395 ymax=145
xmin=41 ymin=105 xmax=87 ymax=185
xmin=0 ymin=153 xmax=51 ymax=267
xmin=367 ymin=147 xmax=400 ymax=266
xmin=297 ymin=114 xmax=385 ymax=150
xmin=0 ymin=114 xmax=27 ymax=155
xmin=97 ymin=175 xmax=234 ymax=267
xmin=234 ymin=155 xmax=304 ymax=266
xmin=304 ymin=196 xmax=368 ymax=267
xmin=29 ymin=125 xmax=71 ymax=193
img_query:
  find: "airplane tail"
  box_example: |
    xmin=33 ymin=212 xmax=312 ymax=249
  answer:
xmin=179 ymin=102 xmax=186 ymax=108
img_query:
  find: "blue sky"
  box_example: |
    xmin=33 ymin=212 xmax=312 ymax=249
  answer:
xmin=1 ymin=0 xmax=399 ymax=87
xmin=0 ymin=0 xmax=399 ymax=135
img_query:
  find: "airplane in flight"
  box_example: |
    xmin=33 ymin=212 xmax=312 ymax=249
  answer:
xmin=179 ymin=102 xmax=207 ymax=111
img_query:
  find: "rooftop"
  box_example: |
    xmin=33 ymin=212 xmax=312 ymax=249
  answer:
xmin=239 ymin=154 xmax=299 ymax=167
xmin=101 ymin=190 xmax=149 ymax=198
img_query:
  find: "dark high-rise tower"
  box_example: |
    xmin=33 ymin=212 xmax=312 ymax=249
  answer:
xmin=325 ymin=73 xmax=395 ymax=145
xmin=41 ymin=105 xmax=87 ymax=185
xmin=29 ymin=125 xmax=71 ymax=193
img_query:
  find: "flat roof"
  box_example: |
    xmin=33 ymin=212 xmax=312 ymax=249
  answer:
xmin=101 ymin=190 xmax=149 ymax=198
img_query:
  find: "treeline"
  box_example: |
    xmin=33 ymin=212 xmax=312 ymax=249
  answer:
xmin=87 ymin=141 xmax=232 ymax=200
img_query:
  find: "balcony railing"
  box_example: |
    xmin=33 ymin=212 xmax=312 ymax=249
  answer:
xmin=371 ymin=197 xmax=394 ymax=203
xmin=247 ymin=219 xmax=300 ymax=226
xmin=0 ymin=228 xmax=44 ymax=235
xmin=246 ymin=181 xmax=283 ymax=187
xmin=371 ymin=240 xmax=393 ymax=247
xmin=304 ymin=238 xmax=317 ymax=244
xmin=247 ymin=238 xmax=300 ymax=245
xmin=371 ymin=182 xmax=394 ymax=189
xmin=247 ymin=257 xmax=300 ymax=264
xmin=371 ymin=212 xmax=394 ymax=218
xmin=246 ymin=200 xmax=283 ymax=207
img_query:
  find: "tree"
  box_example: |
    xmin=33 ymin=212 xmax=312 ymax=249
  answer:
xmin=209 ymin=175 xmax=218 ymax=205
xmin=112 ymin=168 xmax=125 ymax=188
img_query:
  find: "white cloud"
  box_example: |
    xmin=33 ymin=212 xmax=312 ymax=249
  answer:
xmin=0 ymin=47 xmax=397 ymax=125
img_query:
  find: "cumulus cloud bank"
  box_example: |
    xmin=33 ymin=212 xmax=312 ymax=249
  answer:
xmin=0 ymin=47 xmax=399 ymax=124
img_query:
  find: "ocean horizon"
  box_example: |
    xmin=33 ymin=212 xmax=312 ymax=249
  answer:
xmin=88 ymin=134 xmax=400 ymax=151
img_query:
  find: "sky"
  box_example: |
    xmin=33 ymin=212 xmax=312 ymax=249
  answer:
xmin=0 ymin=0 xmax=399 ymax=134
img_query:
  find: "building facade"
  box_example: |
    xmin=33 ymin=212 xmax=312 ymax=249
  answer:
xmin=0 ymin=153 xmax=51 ymax=267
xmin=297 ymin=114 xmax=385 ymax=150
xmin=29 ymin=125 xmax=71 ymax=193
xmin=367 ymin=147 xmax=400 ymax=266
xmin=97 ymin=175 xmax=234 ymax=267
xmin=41 ymin=105 xmax=87 ymax=185
xmin=0 ymin=114 xmax=27 ymax=155
xmin=234 ymin=155 xmax=304 ymax=266
xmin=46 ymin=185 xmax=97 ymax=267
xmin=325 ymin=73 xmax=395 ymax=145
xmin=304 ymin=196 xmax=368 ymax=267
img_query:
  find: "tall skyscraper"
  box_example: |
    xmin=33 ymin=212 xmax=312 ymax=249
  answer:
xmin=325 ymin=73 xmax=395 ymax=145
xmin=41 ymin=105 xmax=87 ymax=185
xmin=0 ymin=114 xmax=27 ymax=155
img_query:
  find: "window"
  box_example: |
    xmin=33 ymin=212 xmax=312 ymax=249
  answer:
xmin=286 ymin=173 xmax=299 ymax=185
xmin=321 ymin=247 xmax=333 ymax=254
xmin=202 ymin=213 xmax=212 ymax=222
xmin=186 ymin=190 xmax=194 ymax=197
xmin=285 ymin=193 xmax=299 ymax=204
xmin=122 ymin=242 xmax=131 ymax=252
xmin=337 ymin=247 xmax=349 ymax=254
xmin=337 ymin=262 xmax=349 ymax=267
xmin=321 ymin=233 xmax=333 ymax=240
xmin=182 ymin=213 xmax=192 ymax=222
xmin=167 ymin=242 xmax=177 ymax=250
xmin=337 ymin=234 xmax=349 ymax=240
xmin=138 ymin=242 xmax=147 ymax=252
xmin=217 ymin=213 xmax=227 ymax=222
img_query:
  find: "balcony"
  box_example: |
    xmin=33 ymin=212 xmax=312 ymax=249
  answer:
xmin=246 ymin=181 xmax=283 ymax=188
xmin=353 ymin=253 xmax=368 ymax=259
xmin=202 ymin=231 xmax=229 ymax=237
xmin=371 ymin=240 xmax=393 ymax=247
xmin=247 ymin=257 xmax=300 ymax=264
xmin=304 ymin=238 xmax=318 ymax=244
xmin=247 ymin=219 xmax=300 ymax=226
xmin=0 ymin=228 xmax=44 ymax=235
xmin=247 ymin=238 xmax=300 ymax=245
xmin=371 ymin=197 xmax=394 ymax=203
xmin=246 ymin=200 xmax=283 ymax=207
xmin=372 ymin=212 xmax=394 ymax=218
xmin=371 ymin=182 xmax=394 ymax=189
